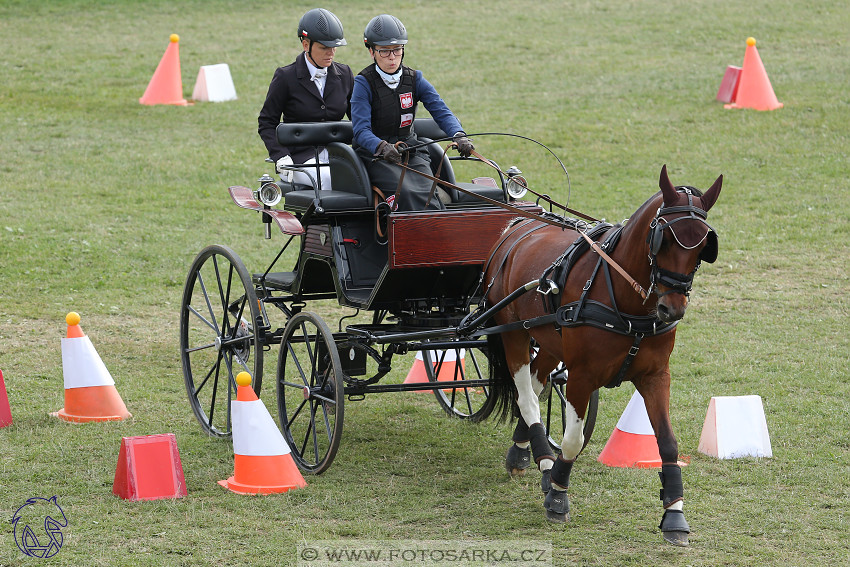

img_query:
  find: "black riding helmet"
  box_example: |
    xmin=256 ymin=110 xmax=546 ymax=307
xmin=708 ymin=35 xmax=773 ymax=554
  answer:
xmin=298 ymin=8 xmax=347 ymax=47
xmin=363 ymin=14 xmax=408 ymax=48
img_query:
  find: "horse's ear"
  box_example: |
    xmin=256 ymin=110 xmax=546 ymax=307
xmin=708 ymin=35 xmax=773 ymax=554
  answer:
xmin=659 ymin=164 xmax=677 ymax=205
xmin=700 ymin=174 xmax=723 ymax=212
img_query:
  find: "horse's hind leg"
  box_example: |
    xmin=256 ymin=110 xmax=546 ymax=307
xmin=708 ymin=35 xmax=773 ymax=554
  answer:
xmin=503 ymin=332 xmax=557 ymax=485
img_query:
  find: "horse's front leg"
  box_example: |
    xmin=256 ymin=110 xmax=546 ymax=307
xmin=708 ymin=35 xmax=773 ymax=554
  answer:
xmin=639 ymin=378 xmax=691 ymax=547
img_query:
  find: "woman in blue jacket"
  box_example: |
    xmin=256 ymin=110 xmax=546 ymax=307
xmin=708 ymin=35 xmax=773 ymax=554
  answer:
xmin=351 ymin=14 xmax=474 ymax=211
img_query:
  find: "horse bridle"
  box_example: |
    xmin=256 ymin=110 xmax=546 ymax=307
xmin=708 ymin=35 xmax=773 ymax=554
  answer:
xmin=645 ymin=187 xmax=717 ymax=300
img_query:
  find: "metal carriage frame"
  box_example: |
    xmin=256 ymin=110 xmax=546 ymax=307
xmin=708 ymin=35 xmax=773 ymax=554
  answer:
xmin=179 ymin=119 xmax=598 ymax=474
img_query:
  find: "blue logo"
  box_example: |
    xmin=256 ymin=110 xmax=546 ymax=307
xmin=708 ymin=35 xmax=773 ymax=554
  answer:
xmin=11 ymin=496 xmax=67 ymax=558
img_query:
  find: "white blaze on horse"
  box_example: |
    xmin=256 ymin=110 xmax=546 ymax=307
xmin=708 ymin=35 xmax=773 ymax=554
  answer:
xmin=483 ymin=165 xmax=721 ymax=546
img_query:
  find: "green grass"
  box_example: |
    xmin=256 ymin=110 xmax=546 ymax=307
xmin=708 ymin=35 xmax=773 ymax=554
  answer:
xmin=1 ymin=0 xmax=848 ymax=565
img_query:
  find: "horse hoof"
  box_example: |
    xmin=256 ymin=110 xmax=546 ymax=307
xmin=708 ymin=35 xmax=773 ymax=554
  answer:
xmin=543 ymin=488 xmax=570 ymax=524
xmin=505 ymin=444 xmax=531 ymax=477
xmin=545 ymin=509 xmax=569 ymax=524
xmin=663 ymin=531 xmax=689 ymax=547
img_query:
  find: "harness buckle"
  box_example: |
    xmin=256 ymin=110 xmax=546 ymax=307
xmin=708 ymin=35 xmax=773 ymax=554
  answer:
xmin=583 ymin=279 xmax=592 ymax=291
xmin=537 ymin=279 xmax=559 ymax=295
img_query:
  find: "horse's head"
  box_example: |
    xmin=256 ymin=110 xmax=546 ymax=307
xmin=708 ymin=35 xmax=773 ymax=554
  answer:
xmin=647 ymin=165 xmax=722 ymax=322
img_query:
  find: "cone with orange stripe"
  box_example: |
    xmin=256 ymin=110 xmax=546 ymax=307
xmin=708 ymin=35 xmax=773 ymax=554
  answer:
xmin=597 ymin=391 xmax=686 ymax=468
xmin=403 ymin=349 xmax=465 ymax=392
xmin=139 ymin=34 xmax=189 ymax=106
xmin=51 ymin=312 xmax=131 ymax=423
xmin=724 ymin=37 xmax=783 ymax=111
xmin=218 ymin=372 xmax=306 ymax=494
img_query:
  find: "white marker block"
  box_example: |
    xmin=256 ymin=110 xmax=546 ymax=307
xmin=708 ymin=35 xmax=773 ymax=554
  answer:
xmin=698 ymin=395 xmax=772 ymax=459
xmin=192 ymin=63 xmax=237 ymax=102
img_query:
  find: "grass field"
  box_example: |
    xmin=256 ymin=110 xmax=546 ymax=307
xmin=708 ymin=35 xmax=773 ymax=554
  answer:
xmin=1 ymin=0 xmax=848 ymax=565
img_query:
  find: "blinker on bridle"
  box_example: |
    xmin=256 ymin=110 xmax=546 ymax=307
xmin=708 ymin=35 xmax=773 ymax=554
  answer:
xmin=645 ymin=187 xmax=717 ymax=301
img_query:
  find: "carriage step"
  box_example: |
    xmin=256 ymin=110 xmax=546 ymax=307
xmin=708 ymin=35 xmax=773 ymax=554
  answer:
xmin=255 ymin=272 xmax=296 ymax=291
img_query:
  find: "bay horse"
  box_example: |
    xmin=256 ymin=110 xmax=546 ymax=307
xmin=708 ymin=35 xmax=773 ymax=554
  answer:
xmin=483 ymin=165 xmax=721 ymax=546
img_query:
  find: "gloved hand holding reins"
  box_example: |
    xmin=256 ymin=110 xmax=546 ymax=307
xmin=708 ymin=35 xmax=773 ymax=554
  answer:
xmin=375 ymin=140 xmax=402 ymax=164
xmin=453 ymin=132 xmax=475 ymax=158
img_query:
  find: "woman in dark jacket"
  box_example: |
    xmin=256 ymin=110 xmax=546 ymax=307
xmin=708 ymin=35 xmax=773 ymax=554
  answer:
xmin=258 ymin=8 xmax=354 ymax=189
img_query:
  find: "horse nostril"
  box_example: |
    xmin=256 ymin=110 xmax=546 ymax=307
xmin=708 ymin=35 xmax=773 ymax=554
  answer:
xmin=657 ymin=304 xmax=671 ymax=322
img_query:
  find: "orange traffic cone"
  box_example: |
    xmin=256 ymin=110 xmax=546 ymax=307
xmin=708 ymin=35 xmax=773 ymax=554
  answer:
xmin=50 ymin=312 xmax=131 ymax=423
xmin=218 ymin=372 xmax=306 ymax=494
xmin=724 ymin=37 xmax=783 ymax=111
xmin=597 ymin=391 xmax=686 ymax=468
xmin=403 ymin=350 xmax=465 ymax=392
xmin=0 ymin=369 xmax=12 ymax=428
xmin=139 ymin=34 xmax=189 ymax=106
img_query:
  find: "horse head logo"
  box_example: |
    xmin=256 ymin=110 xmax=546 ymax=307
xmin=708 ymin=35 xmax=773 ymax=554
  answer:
xmin=11 ymin=496 xmax=68 ymax=558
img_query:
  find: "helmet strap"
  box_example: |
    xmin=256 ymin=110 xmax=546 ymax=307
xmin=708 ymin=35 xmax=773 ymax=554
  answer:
xmin=305 ymin=41 xmax=329 ymax=69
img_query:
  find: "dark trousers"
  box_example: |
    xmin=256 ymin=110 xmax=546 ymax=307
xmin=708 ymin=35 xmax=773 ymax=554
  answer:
xmin=357 ymin=144 xmax=446 ymax=212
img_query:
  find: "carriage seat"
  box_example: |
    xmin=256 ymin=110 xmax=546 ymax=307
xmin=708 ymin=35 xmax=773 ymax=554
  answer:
xmin=412 ymin=118 xmax=507 ymax=206
xmin=276 ymin=121 xmax=373 ymax=214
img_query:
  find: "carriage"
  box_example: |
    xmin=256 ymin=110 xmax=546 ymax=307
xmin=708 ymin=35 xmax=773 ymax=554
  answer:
xmin=179 ymin=118 xmax=598 ymax=474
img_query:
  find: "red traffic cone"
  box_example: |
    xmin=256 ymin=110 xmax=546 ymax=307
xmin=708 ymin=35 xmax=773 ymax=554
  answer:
xmin=403 ymin=350 xmax=465 ymax=392
xmin=724 ymin=37 xmax=783 ymax=111
xmin=0 ymin=369 xmax=12 ymax=428
xmin=218 ymin=372 xmax=306 ymax=494
xmin=597 ymin=391 xmax=686 ymax=468
xmin=50 ymin=312 xmax=131 ymax=423
xmin=139 ymin=34 xmax=189 ymax=106
xmin=113 ymin=434 xmax=187 ymax=501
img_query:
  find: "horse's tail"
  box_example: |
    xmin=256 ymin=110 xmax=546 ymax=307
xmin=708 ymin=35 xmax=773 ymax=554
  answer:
xmin=487 ymin=333 xmax=516 ymax=423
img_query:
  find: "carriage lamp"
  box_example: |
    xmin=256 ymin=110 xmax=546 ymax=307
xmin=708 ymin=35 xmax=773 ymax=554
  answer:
xmin=256 ymin=174 xmax=282 ymax=207
xmin=505 ymin=166 xmax=528 ymax=200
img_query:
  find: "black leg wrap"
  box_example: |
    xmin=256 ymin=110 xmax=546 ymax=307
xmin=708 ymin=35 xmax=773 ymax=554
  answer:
xmin=659 ymin=509 xmax=690 ymax=533
xmin=540 ymin=469 xmax=551 ymax=494
xmin=549 ymin=457 xmax=574 ymax=490
xmin=505 ymin=444 xmax=531 ymax=476
xmin=512 ymin=416 xmax=530 ymax=444
xmin=543 ymin=488 xmax=570 ymax=524
xmin=529 ymin=423 xmax=555 ymax=465
xmin=659 ymin=464 xmax=684 ymax=508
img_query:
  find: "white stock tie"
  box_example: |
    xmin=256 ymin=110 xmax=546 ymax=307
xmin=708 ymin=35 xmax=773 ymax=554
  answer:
xmin=311 ymin=68 xmax=328 ymax=96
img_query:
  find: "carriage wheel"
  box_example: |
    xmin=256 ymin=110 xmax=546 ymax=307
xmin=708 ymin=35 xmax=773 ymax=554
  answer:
xmin=543 ymin=369 xmax=598 ymax=453
xmin=424 ymin=342 xmax=496 ymax=422
xmin=180 ymin=245 xmax=263 ymax=437
xmin=277 ymin=312 xmax=344 ymax=474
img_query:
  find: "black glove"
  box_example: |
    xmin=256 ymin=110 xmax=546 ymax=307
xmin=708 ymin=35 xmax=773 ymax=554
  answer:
xmin=453 ymin=133 xmax=474 ymax=157
xmin=375 ymin=140 xmax=402 ymax=164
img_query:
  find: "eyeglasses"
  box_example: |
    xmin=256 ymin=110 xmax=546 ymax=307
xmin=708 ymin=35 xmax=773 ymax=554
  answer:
xmin=375 ymin=47 xmax=404 ymax=58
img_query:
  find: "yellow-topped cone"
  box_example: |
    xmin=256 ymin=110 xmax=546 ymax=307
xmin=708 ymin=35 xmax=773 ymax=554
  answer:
xmin=218 ymin=372 xmax=306 ymax=494
xmin=140 ymin=34 xmax=189 ymax=105
xmin=724 ymin=37 xmax=783 ymax=111
xmin=51 ymin=312 xmax=131 ymax=422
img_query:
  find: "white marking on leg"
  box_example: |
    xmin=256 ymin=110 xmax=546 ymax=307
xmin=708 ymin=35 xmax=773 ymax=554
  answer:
xmin=560 ymin=400 xmax=585 ymax=460
xmin=530 ymin=367 xmax=545 ymax=398
xmin=666 ymin=501 xmax=683 ymax=511
xmin=514 ymin=363 xmax=541 ymax=429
